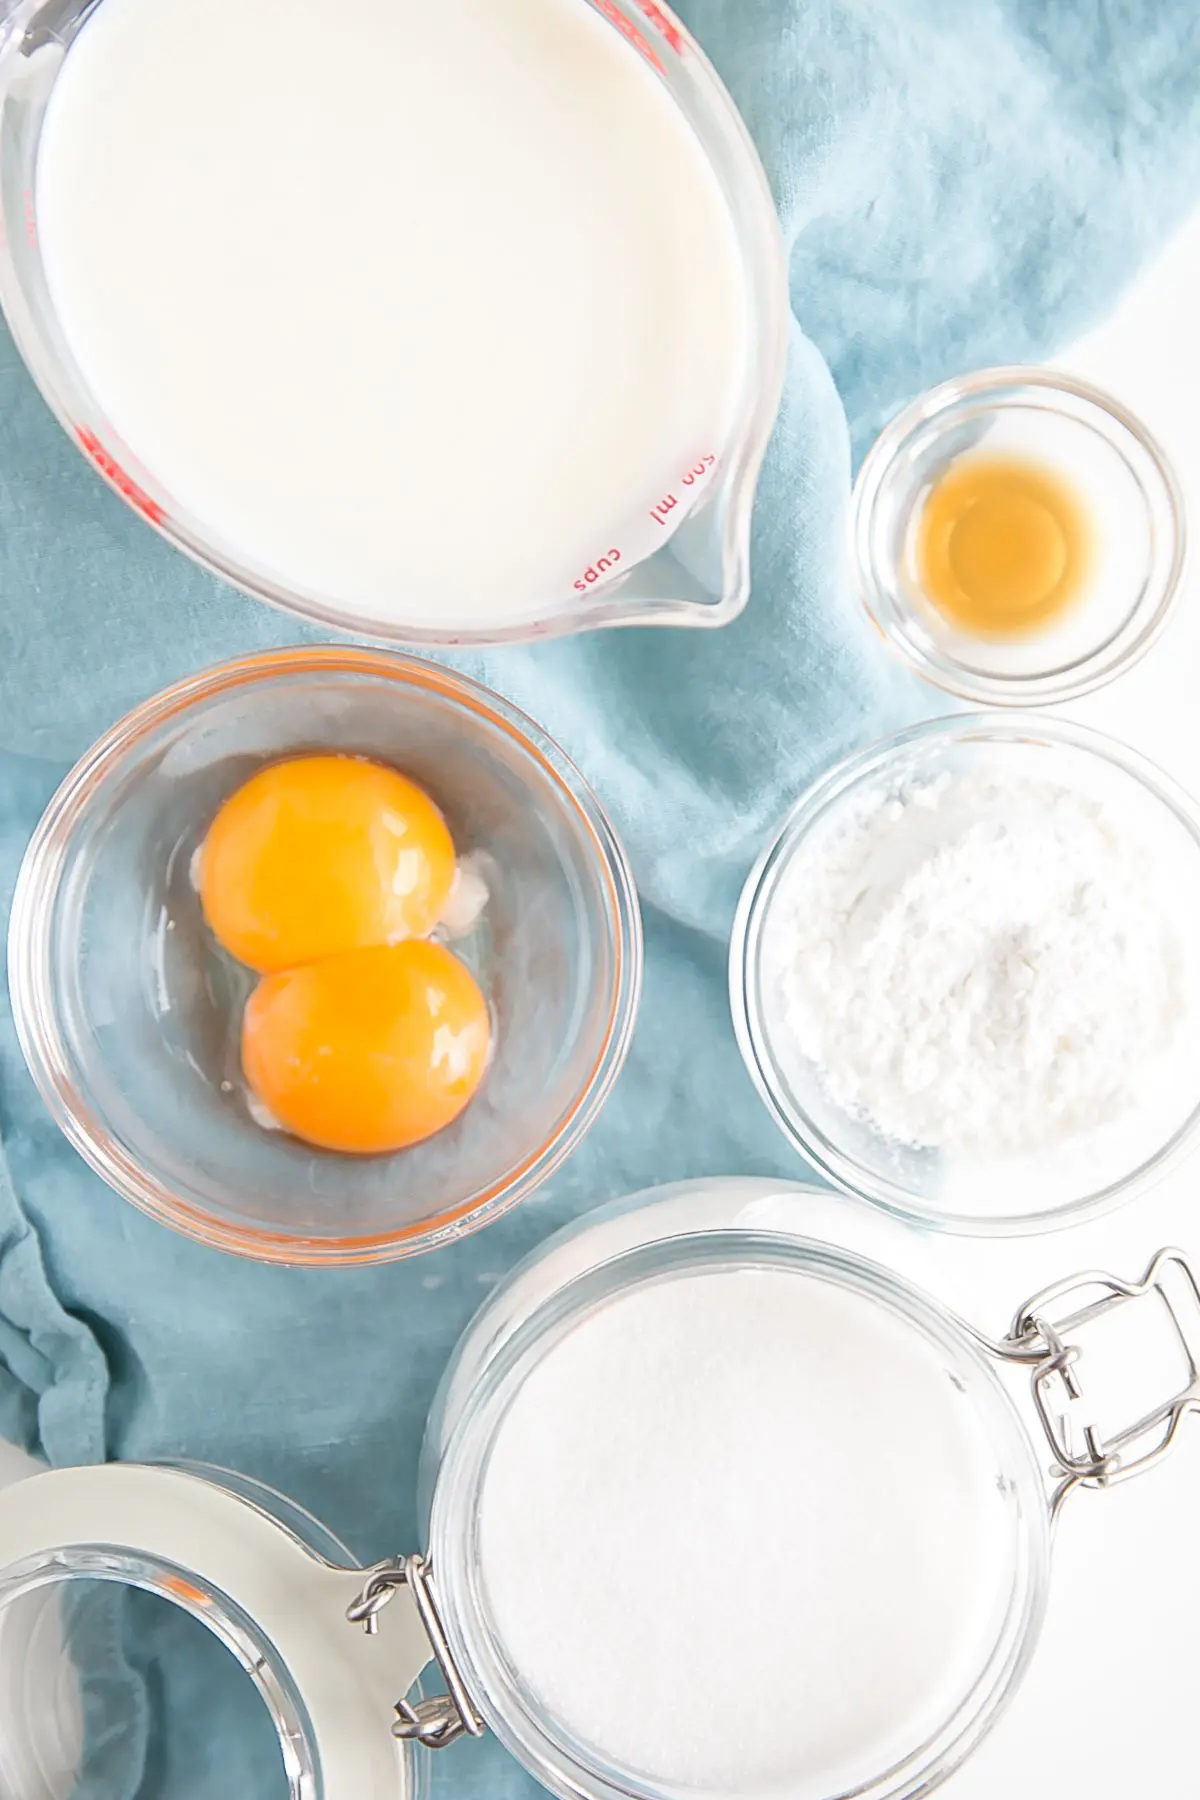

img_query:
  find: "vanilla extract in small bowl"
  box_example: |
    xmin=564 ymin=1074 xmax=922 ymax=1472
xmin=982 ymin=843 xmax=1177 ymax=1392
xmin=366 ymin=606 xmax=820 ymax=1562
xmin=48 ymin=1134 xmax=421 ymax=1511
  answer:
xmin=916 ymin=451 xmax=1091 ymax=638
xmin=853 ymin=366 xmax=1185 ymax=705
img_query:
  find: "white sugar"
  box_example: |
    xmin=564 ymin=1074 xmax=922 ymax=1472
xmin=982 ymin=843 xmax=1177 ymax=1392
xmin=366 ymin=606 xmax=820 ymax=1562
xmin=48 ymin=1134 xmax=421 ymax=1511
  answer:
xmin=477 ymin=1265 xmax=1011 ymax=1794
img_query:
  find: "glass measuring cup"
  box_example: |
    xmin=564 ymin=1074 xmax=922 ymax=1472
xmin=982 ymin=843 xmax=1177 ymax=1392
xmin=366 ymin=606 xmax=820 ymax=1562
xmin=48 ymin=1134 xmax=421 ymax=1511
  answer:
xmin=0 ymin=0 xmax=787 ymax=644
xmin=1 ymin=1186 xmax=1198 ymax=1800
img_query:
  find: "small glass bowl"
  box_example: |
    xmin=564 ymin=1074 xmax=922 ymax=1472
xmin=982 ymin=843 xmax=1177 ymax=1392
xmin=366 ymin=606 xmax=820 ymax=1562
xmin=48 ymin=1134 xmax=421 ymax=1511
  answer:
xmin=852 ymin=367 xmax=1186 ymax=705
xmin=8 ymin=647 xmax=642 ymax=1265
xmin=730 ymin=713 xmax=1200 ymax=1235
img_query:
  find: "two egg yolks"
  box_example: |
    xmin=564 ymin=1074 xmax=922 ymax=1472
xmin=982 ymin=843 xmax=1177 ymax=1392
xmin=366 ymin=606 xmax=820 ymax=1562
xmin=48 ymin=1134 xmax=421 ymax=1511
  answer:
xmin=199 ymin=755 xmax=489 ymax=1153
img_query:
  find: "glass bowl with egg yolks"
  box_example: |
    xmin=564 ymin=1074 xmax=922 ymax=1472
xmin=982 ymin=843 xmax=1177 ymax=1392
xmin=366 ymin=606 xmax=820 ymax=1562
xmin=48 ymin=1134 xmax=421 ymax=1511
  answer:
xmin=852 ymin=366 xmax=1186 ymax=705
xmin=7 ymin=647 xmax=642 ymax=1264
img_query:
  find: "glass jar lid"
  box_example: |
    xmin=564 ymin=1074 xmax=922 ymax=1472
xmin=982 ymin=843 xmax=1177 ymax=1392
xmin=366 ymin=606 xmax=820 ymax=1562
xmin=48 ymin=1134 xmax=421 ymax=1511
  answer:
xmin=0 ymin=1464 xmax=429 ymax=1800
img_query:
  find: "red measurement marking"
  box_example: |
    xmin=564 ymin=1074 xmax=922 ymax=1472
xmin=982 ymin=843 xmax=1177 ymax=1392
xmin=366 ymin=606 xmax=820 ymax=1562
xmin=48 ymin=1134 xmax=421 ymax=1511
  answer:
xmin=652 ymin=453 xmax=716 ymax=525
xmin=574 ymin=546 xmax=622 ymax=593
xmin=636 ymin=0 xmax=684 ymax=53
xmin=590 ymin=0 xmax=664 ymax=72
xmin=23 ymin=190 xmax=36 ymax=250
xmin=77 ymin=426 xmax=166 ymax=525
xmin=680 ymin=452 xmax=716 ymax=487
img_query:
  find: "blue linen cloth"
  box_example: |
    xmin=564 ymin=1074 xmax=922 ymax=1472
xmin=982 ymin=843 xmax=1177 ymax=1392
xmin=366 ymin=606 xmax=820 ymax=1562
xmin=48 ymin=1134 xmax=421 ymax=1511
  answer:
xmin=2 ymin=0 xmax=1200 ymax=1792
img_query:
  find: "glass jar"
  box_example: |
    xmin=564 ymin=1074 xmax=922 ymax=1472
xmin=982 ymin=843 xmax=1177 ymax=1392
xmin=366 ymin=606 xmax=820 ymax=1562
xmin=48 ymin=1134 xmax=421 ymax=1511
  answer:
xmin=0 ymin=1184 xmax=1196 ymax=1799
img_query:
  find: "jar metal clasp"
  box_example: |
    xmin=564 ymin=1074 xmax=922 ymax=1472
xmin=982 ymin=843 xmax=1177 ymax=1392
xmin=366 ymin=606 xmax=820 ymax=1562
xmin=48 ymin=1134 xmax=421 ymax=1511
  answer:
xmin=346 ymin=1552 xmax=485 ymax=1750
xmin=343 ymin=1245 xmax=1200 ymax=1754
xmin=970 ymin=1248 xmax=1200 ymax=1522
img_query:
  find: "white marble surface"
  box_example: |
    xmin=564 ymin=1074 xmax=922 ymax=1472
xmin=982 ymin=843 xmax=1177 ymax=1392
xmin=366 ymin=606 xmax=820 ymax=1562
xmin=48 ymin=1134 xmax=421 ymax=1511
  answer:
xmin=911 ymin=208 xmax=1200 ymax=1797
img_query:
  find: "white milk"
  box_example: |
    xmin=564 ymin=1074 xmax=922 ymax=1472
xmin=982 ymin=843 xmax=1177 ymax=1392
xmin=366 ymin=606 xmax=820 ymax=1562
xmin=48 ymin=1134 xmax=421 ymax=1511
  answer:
xmin=36 ymin=0 xmax=747 ymax=628
xmin=478 ymin=1264 xmax=1014 ymax=1797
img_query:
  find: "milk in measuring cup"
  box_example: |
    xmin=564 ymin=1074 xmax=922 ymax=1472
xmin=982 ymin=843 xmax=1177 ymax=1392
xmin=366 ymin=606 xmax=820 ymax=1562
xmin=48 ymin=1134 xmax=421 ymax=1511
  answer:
xmin=36 ymin=0 xmax=747 ymax=629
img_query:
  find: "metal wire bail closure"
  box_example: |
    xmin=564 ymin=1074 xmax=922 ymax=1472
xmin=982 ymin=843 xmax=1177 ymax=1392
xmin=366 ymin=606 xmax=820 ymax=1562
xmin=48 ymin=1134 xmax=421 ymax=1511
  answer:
xmin=968 ymin=1248 xmax=1200 ymax=1521
xmin=347 ymin=1553 xmax=485 ymax=1749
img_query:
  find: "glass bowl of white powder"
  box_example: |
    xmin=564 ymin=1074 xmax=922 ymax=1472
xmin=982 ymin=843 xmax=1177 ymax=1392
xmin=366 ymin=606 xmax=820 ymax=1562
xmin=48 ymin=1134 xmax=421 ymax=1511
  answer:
xmin=730 ymin=713 xmax=1200 ymax=1234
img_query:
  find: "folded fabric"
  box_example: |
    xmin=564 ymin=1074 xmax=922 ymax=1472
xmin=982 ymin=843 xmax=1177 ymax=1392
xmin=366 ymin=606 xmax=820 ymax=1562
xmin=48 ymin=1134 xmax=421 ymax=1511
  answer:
xmin=1 ymin=1 xmax=1199 ymax=1794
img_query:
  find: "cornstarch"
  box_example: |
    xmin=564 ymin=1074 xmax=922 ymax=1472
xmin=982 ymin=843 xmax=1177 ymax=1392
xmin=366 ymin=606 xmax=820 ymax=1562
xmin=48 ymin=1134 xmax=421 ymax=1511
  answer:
xmin=770 ymin=767 xmax=1187 ymax=1156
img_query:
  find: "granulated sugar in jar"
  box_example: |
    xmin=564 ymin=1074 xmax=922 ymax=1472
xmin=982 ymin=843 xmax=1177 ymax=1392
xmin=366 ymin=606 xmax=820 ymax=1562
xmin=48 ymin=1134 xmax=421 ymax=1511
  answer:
xmin=423 ymin=1212 xmax=1200 ymax=1797
xmin=466 ymin=1250 xmax=1020 ymax=1797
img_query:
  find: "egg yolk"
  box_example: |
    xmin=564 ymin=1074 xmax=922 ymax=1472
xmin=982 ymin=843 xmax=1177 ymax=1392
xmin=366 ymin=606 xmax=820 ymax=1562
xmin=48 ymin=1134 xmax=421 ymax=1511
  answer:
xmin=199 ymin=755 xmax=455 ymax=972
xmin=241 ymin=940 xmax=491 ymax=1154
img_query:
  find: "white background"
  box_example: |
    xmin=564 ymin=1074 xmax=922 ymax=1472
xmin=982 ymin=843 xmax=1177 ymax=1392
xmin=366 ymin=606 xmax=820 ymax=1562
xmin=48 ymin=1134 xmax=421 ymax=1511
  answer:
xmin=907 ymin=211 xmax=1200 ymax=1798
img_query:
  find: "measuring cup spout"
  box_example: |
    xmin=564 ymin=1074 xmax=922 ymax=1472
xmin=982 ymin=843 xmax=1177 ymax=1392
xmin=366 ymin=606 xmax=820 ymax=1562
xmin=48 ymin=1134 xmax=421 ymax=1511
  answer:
xmin=565 ymin=5 xmax=787 ymax=635
xmin=571 ymin=425 xmax=776 ymax=631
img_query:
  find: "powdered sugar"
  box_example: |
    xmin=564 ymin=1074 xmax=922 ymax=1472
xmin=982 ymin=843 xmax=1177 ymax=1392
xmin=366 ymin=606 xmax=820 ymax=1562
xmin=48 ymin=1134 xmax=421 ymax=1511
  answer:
xmin=769 ymin=766 xmax=1189 ymax=1157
